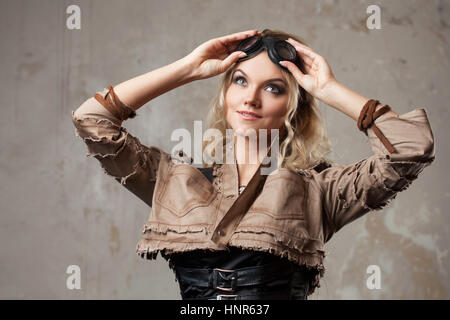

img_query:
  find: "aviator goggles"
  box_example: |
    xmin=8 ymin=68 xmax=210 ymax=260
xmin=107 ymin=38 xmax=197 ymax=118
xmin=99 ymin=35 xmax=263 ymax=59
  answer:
xmin=233 ymin=35 xmax=304 ymax=72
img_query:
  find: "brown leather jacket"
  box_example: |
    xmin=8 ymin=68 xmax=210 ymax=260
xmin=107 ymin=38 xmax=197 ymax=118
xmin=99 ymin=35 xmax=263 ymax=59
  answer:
xmin=71 ymin=86 xmax=435 ymax=296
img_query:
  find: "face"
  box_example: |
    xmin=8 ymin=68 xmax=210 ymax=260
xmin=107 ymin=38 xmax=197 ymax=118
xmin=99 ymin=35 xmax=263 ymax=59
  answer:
xmin=225 ymin=50 xmax=289 ymax=140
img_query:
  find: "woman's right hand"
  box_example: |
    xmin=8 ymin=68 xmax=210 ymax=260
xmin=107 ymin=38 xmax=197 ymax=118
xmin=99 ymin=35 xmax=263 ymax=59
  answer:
xmin=183 ymin=29 xmax=262 ymax=81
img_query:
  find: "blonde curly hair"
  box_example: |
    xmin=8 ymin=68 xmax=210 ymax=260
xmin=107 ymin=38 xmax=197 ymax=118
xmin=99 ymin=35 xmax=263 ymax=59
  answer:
xmin=201 ymin=28 xmax=335 ymax=171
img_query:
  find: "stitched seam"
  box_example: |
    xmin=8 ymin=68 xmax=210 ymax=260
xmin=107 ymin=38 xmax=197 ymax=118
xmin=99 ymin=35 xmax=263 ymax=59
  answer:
xmin=314 ymin=174 xmax=337 ymax=236
xmin=233 ymin=225 xmax=323 ymax=244
xmin=229 ymin=237 xmax=324 ymax=256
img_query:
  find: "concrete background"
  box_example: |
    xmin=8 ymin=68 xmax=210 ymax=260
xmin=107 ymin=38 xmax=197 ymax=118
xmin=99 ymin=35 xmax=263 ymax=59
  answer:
xmin=0 ymin=0 xmax=448 ymax=299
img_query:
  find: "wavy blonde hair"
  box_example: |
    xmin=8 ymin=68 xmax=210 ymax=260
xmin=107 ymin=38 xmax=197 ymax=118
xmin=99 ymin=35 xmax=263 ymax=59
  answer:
xmin=201 ymin=28 xmax=335 ymax=171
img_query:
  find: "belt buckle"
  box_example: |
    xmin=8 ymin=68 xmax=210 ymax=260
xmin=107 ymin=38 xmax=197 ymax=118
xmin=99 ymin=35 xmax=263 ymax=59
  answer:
xmin=213 ymin=267 xmax=237 ymax=292
xmin=216 ymin=294 xmax=239 ymax=300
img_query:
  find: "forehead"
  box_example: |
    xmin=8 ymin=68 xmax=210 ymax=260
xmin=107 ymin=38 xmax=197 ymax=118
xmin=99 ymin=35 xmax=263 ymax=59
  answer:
xmin=234 ymin=50 xmax=284 ymax=79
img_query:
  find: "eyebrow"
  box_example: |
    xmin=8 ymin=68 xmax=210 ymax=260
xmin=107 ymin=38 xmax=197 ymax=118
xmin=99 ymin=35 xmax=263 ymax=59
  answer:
xmin=233 ymin=69 xmax=287 ymax=86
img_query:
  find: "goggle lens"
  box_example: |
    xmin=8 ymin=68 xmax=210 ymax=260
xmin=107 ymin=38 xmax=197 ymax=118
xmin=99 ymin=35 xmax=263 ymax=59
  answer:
xmin=237 ymin=36 xmax=260 ymax=51
xmin=275 ymin=42 xmax=294 ymax=60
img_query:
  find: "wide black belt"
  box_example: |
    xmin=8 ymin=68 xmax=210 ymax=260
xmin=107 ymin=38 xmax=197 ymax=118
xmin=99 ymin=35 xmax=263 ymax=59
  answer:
xmin=175 ymin=260 xmax=307 ymax=293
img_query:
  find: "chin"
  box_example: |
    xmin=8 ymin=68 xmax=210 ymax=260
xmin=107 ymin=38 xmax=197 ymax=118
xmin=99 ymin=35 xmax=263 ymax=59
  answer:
xmin=234 ymin=126 xmax=263 ymax=136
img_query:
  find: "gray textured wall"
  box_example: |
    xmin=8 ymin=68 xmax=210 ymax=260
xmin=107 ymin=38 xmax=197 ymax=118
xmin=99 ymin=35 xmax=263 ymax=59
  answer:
xmin=0 ymin=0 xmax=448 ymax=299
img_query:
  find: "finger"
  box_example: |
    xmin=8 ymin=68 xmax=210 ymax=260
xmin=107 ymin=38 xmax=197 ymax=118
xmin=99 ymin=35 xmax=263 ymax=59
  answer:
xmin=218 ymin=29 xmax=259 ymax=43
xmin=285 ymin=57 xmax=313 ymax=74
xmin=218 ymin=30 xmax=260 ymax=53
xmin=279 ymin=60 xmax=306 ymax=83
xmin=284 ymin=39 xmax=315 ymax=66
xmin=286 ymin=38 xmax=321 ymax=60
xmin=220 ymin=51 xmax=247 ymax=72
xmin=286 ymin=38 xmax=314 ymax=52
xmin=295 ymin=45 xmax=318 ymax=61
xmin=296 ymin=49 xmax=314 ymax=66
xmin=302 ymin=60 xmax=313 ymax=73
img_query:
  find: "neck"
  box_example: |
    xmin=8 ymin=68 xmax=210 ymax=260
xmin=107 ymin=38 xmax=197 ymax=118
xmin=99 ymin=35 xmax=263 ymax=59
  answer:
xmin=233 ymin=134 xmax=270 ymax=167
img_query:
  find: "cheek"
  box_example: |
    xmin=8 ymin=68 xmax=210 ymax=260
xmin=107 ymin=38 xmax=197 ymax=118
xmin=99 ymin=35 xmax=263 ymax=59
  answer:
xmin=265 ymin=101 xmax=289 ymax=119
xmin=225 ymin=86 xmax=288 ymax=125
xmin=264 ymin=103 xmax=289 ymax=129
xmin=224 ymin=89 xmax=239 ymax=119
xmin=225 ymin=88 xmax=239 ymax=109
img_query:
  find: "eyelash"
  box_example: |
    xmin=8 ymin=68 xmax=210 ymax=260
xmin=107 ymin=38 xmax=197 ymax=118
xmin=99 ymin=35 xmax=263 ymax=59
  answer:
xmin=232 ymin=76 xmax=284 ymax=95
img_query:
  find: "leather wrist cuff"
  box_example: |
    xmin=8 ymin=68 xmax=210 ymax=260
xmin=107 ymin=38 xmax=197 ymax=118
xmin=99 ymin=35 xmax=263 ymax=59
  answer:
xmin=94 ymin=84 xmax=137 ymax=121
xmin=357 ymin=99 xmax=396 ymax=154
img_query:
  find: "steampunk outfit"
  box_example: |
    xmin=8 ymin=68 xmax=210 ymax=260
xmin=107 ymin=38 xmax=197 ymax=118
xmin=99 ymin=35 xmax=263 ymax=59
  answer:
xmin=71 ymin=86 xmax=435 ymax=299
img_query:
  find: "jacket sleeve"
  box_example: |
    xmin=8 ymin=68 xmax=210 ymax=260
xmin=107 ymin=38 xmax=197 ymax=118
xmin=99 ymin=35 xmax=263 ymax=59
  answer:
xmin=71 ymin=86 xmax=168 ymax=208
xmin=312 ymin=108 xmax=435 ymax=242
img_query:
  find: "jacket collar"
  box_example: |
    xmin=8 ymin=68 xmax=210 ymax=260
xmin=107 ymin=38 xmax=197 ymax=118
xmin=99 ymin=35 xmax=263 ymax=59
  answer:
xmin=220 ymin=138 xmax=275 ymax=196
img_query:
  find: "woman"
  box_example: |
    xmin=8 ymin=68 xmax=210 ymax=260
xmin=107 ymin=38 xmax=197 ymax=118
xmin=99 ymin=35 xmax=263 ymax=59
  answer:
xmin=71 ymin=29 xmax=435 ymax=300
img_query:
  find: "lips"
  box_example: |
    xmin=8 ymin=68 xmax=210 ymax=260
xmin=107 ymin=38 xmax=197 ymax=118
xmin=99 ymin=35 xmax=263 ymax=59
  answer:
xmin=237 ymin=110 xmax=262 ymax=119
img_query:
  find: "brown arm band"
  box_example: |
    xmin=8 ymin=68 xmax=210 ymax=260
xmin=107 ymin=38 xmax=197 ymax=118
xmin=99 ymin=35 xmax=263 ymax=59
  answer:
xmin=357 ymin=99 xmax=397 ymax=154
xmin=94 ymin=85 xmax=137 ymax=121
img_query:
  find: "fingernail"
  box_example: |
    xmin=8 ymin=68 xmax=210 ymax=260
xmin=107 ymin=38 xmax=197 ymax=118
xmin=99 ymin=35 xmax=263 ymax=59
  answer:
xmin=238 ymin=52 xmax=247 ymax=58
xmin=279 ymin=61 xmax=287 ymax=66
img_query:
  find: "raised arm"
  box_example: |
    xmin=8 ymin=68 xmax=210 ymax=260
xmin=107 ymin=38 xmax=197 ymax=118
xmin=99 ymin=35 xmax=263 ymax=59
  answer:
xmin=280 ymin=38 xmax=435 ymax=242
xmin=108 ymin=57 xmax=197 ymax=111
xmin=71 ymin=30 xmax=265 ymax=206
xmin=71 ymin=56 xmax=197 ymax=207
xmin=310 ymin=82 xmax=435 ymax=241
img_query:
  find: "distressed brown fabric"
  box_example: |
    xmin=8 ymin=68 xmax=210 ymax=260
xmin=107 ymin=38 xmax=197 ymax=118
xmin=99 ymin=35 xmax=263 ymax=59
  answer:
xmin=71 ymin=87 xmax=162 ymax=207
xmin=71 ymin=86 xmax=436 ymax=296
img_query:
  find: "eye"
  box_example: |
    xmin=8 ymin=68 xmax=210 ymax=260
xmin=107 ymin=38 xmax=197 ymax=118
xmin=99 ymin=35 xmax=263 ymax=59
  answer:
xmin=233 ymin=76 xmax=284 ymax=95
xmin=234 ymin=76 xmax=246 ymax=86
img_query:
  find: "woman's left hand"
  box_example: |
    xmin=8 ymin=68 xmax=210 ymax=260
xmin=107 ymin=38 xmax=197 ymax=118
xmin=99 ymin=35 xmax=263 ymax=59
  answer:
xmin=280 ymin=38 xmax=337 ymax=101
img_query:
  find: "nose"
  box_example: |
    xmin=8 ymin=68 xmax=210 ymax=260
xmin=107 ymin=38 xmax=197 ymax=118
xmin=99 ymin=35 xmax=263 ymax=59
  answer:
xmin=244 ymin=88 xmax=261 ymax=108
